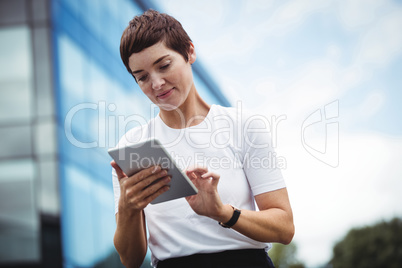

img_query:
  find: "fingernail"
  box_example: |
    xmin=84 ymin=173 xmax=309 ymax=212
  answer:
xmin=152 ymin=166 xmax=161 ymax=173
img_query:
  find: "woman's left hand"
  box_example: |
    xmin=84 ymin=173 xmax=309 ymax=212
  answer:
xmin=185 ymin=166 xmax=229 ymax=221
xmin=185 ymin=166 xmax=295 ymax=244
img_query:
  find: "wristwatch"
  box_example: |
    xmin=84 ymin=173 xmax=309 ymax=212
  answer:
xmin=219 ymin=205 xmax=241 ymax=228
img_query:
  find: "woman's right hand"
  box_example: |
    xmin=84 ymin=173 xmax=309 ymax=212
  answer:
xmin=111 ymin=161 xmax=171 ymax=212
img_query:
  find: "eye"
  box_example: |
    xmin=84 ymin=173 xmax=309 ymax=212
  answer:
xmin=160 ymin=63 xmax=170 ymax=70
xmin=137 ymin=74 xmax=148 ymax=82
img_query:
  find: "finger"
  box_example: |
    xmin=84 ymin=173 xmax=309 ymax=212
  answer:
xmin=131 ymin=165 xmax=161 ymax=185
xmin=126 ymin=179 xmax=170 ymax=211
xmin=111 ymin=161 xmax=127 ymax=180
xmin=201 ymin=171 xmax=220 ymax=180
xmin=141 ymin=176 xmax=171 ymax=204
xmin=142 ymin=175 xmax=171 ymax=195
xmin=201 ymin=171 xmax=220 ymax=186
xmin=124 ymin=172 xmax=169 ymax=207
xmin=185 ymin=165 xmax=208 ymax=174
xmin=136 ymin=169 xmax=168 ymax=189
xmin=185 ymin=171 xmax=197 ymax=181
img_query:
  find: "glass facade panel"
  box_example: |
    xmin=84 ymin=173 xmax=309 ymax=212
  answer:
xmin=0 ymin=2 xmax=46 ymax=265
xmin=38 ymin=159 xmax=59 ymax=215
xmin=52 ymin=1 xmax=138 ymax=266
xmin=35 ymin=119 xmax=56 ymax=156
xmin=0 ymin=0 xmax=27 ymax=25
xmin=0 ymin=26 xmax=33 ymax=124
xmin=31 ymin=0 xmax=49 ymax=22
xmin=0 ymin=20 xmax=40 ymax=265
xmin=90 ymin=179 xmax=116 ymax=262
xmin=0 ymin=125 xmax=32 ymax=158
xmin=59 ymin=161 xmax=117 ymax=266
xmin=0 ymin=159 xmax=39 ymax=263
xmin=61 ymin=163 xmax=96 ymax=267
xmin=32 ymin=26 xmax=54 ymax=118
xmin=57 ymin=34 xmax=86 ymax=113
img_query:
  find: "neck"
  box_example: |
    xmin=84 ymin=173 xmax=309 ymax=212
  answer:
xmin=159 ymin=86 xmax=210 ymax=129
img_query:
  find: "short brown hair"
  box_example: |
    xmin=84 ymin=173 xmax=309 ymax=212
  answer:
xmin=120 ymin=9 xmax=192 ymax=76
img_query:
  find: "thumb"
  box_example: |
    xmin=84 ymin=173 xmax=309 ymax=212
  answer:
xmin=111 ymin=161 xmax=127 ymax=180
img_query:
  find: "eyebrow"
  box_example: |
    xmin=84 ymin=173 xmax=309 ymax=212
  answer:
xmin=132 ymin=54 xmax=170 ymax=74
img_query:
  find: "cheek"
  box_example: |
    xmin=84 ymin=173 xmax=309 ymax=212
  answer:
xmin=167 ymin=68 xmax=180 ymax=84
xmin=139 ymin=86 xmax=153 ymax=99
xmin=175 ymin=66 xmax=192 ymax=87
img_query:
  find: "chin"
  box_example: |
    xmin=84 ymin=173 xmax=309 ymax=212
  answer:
xmin=156 ymin=102 xmax=180 ymax=111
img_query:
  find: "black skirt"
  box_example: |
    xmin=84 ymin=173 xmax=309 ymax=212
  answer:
xmin=157 ymin=248 xmax=275 ymax=268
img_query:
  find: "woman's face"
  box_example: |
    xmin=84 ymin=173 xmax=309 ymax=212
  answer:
xmin=128 ymin=42 xmax=196 ymax=111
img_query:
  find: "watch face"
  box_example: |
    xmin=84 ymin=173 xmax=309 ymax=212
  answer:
xmin=219 ymin=221 xmax=230 ymax=228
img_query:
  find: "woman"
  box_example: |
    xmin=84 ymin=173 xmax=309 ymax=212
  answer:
xmin=112 ymin=9 xmax=294 ymax=268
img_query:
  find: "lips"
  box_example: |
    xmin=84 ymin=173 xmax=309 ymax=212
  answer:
xmin=157 ymin=88 xmax=174 ymax=99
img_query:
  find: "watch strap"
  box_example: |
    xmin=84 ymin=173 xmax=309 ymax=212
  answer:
xmin=219 ymin=206 xmax=241 ymax=228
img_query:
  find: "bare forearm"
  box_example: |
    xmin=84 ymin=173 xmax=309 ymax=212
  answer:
xmin=114 ymin=210 xmax=147 ymax=268
xmin=111 ymin=164 xmax=171 ymax=267
xmin=230 ymin=207 xmax=294 ymax=244
xmin=213 ymin=188 xmax=295 ymax=244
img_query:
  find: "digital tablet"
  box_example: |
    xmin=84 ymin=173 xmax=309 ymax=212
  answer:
xmin=108 ymin=139 xmax=198 ymax=204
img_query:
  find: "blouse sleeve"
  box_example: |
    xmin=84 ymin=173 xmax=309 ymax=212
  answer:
xmin=240 ymin=112 xmax=286 ymax=196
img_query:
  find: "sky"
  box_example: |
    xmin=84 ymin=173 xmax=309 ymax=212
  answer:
xmin=153 ymin=0 xmax=402 ymax=267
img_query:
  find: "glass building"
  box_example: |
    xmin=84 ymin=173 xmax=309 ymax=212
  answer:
xmin=0 ymin=0 xmax=230 ymax=267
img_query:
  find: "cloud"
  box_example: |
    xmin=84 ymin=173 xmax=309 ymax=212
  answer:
xmin=256 ymin=0 xmax=333 ymax=36
xmin=251 ymin=59 xmax=344 ymax=121
xmin=356 ymin=90 xmax=385 ymax=119
xmin=243 ymin=0 xmax=275 ymax=15
xmin=336 ymin=0 xmax=390 ymax=30
xmin=354 ymin=9 xmax=402 ymax=68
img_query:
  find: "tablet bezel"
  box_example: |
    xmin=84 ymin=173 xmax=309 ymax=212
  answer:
xmin=108 ymin=139 xmax=198 ymax=204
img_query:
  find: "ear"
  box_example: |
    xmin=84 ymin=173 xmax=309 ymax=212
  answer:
xmin=188 ymin=42 xmax=196 ymax=64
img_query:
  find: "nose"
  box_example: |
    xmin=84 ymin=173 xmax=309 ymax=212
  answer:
xmin=151 ymin=74 xmax=165 ymax=91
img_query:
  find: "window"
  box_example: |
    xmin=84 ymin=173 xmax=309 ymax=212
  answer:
xmin=0 ymin=26 xmax=33 ymax=124
xmin=0 ymin=26 xmax=40 ymax=264
xmin=0 ymin=159 xmax=40 ymax=263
